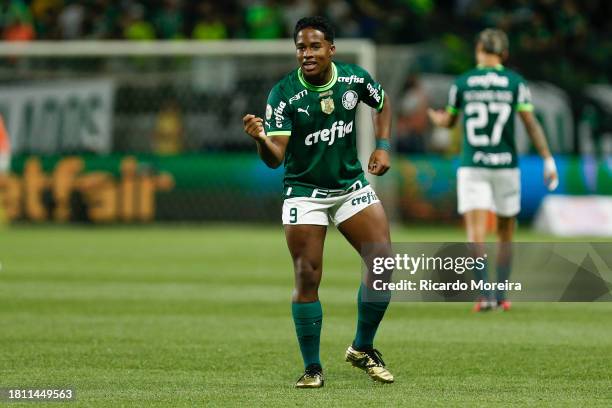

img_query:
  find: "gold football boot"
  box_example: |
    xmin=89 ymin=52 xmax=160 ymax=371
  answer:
xmin=345 ymin=346 xmax=394 ymax=383
xmin=295 ymin=365 xmax=324 ymax=388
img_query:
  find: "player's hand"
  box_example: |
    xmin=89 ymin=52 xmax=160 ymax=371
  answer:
xmin=368 ymin=149 xmax=390 ymax=176
xmin=427 ymin=108 xmax=446 ymax=127
xmin=543 ymin=156 xmax=558 ymax=191
xmin=242 ymin=114 xmax=266 ymax=142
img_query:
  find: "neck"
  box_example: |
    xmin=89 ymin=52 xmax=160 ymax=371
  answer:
xmin=478 ymin=55 xmax=502 ymax=68
xmin=305 ymin=64 xmax=333 ymax=86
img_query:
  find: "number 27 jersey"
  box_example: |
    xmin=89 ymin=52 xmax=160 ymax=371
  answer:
xmin=446 ymin=65 xmax=533 ymax=168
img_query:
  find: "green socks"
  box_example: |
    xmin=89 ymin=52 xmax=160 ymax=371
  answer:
xmin=496 ymin=263 xmax=512 ymax=302
xmin=353 ymin=284 xmax=390 ymax=351
xmin=292 ymin=301 xmax=322 ymax=369
xmin=474 ymin=258 xmax=492 ymax=299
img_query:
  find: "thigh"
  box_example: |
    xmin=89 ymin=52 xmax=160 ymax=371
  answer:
xmin=492 ymin=168 xmax=520 ymax=217
xmin=337 ymin=202 xmax=391 ymax=286
xmin=336 ymin=199 xmax=390 ymax=253
xmin=285 ymin=224 xmax=327 ymax=301
xmin=457 ymin=167 xmax=494 ymax=214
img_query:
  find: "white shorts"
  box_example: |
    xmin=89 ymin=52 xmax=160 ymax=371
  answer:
xmin=457 ymin=167 xmax=521 ymax=217
xmin=282 ymin=185 xmax=380 ymax=226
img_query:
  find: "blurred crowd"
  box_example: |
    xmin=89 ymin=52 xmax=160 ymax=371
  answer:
xmin=2 ymin=0 xmax=611 ymax=157
xmin=2 ymin=0 xmax=611 ymax=86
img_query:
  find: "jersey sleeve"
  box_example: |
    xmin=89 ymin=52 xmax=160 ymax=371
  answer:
xmin=264 ymin=85 xmax=292 ymax=137
xmin=356 ymin=67 xmax=385 ymax=112
xmin=445 ymin=79 xmax=462 ymax=115
xmin=515 ymin=76 xmax=534 ymax=112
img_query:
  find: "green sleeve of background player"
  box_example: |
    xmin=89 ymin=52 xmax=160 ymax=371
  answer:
xmin=446 ymin=78 xmax=462 ymax=115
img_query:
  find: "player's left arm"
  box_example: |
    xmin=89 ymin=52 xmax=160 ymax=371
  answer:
xmin=516 ymin=80 xmax=558 ymax=191
xmin=369 ymin=94 xmax=392 ymax=176
xmin=519 ymin=110 xmax=558 ymax=191
xmin=358 ymin=67 xmax=392 ymax=176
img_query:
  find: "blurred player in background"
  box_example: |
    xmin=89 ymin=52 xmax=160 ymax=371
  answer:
xmin=0 ymin=114 xmax=11 ymax=224
xmin=243 ymin=16 xmax=394 ymax=388
xmin=428 ymin=28 xmax=558 ymax=312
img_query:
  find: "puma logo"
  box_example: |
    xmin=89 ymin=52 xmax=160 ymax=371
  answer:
xmin=298 ymin=106 xmax=310 ymax=116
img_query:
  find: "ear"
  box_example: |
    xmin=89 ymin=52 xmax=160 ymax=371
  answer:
xmin=501 ymin=50 xmax=509 ymax=62
xmin=329 ymin=44 xmax=336 ymax=57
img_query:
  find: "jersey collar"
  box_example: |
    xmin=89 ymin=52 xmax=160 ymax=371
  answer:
xmin=476 ymin=64 xmax=504 ymax=71
xmin=298 ymin=62 xmax=338 ymax=92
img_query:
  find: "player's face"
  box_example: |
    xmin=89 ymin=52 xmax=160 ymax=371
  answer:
xmin=295 ymin=28 xmax=335 ymax=82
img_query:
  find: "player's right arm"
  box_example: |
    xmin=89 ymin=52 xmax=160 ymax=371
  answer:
xmin=428 ymin=82 xmax=460 ymax=128
xmin=242 ymin=114 xmax=288 ymax=169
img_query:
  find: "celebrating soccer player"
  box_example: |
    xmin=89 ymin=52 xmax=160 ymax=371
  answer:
xmin=243 ymin=16 xmax=394 ymax=388
xmin=428 ymin=28 xmax=559 ymax=312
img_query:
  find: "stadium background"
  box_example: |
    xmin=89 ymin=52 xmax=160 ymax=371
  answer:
xmin=0 ymin=0 xmax=610 ymax=224
xmin=1 ymin=1 xmax=612 ymax=406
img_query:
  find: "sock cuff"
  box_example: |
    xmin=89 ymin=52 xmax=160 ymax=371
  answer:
xmin=292 ymin=300 xmax=322 ymax=319
xmin=359 ymin=284 xmax=391 ymax=303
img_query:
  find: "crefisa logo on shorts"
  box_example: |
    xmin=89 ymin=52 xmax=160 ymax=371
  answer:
xmin=351 ymin=190 xmax=378 ymax=206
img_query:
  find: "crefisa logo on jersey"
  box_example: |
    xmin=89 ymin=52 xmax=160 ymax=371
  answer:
xmin=342 ymin=90 xmax=358 ymax=110
xmin=274 ymin=101 xmax=286 ymax=128
xmin=305 ymin=120 xmax=353 ymax=146
xmin=338 ymin=75 xmax=364 ymax=84
xmin=468 ymin=72 xmax=509 ymax=88
xmin=367 ymin=83 xmax=381 ymax=104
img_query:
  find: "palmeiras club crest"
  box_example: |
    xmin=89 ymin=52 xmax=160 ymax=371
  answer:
xmin=320 ymin=97 xmax=335 ymax=114
xmin=342 ymin=90 xmax=358 ymax=110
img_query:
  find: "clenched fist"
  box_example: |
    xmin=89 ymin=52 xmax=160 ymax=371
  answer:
xmin=243 ymin=114 xmax=266 ymax=142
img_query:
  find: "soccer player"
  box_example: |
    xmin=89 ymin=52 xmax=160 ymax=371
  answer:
xmin=243 ymin=16 xmax=394 ymax=388
xmin=428 ymin=28 xmax=558 ymax=311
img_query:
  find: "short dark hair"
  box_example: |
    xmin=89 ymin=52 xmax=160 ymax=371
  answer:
xmin=477 ymin=28 xmax=509 ymax=56
xmin=293 ymin=16 xmax=335 ymax=44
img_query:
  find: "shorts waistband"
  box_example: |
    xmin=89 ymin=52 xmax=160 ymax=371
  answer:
xmin=285 ymin=180 xmax=367 ymax=199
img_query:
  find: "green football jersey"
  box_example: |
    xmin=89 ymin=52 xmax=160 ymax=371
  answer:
xmin=264 ymin=61 xmax=385 ymax=198
xmin=446 ymin=65 xmax=534 ymax=168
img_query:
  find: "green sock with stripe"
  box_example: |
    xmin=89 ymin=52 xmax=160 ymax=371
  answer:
xmin=353 ymin=284 xmax=390 ymax=351
xmin=292 ymin=301 xmax=322 ymax=369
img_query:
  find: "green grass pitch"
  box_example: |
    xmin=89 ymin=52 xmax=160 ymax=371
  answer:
xmin=0 ymin=225 xmax=611 ymax=407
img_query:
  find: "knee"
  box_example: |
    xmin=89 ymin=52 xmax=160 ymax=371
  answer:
xmin=293 ymin=257 xmax=321 ymax=301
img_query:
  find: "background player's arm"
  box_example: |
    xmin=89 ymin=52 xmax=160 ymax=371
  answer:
xmin=429 ymin=82 xmax=460 ymax=129
xmin=242 ymin=114 xmax=289 ymax=169
xmin=427 ymin=108 xmax=458 ymax=128
xmin=369 ymin=95 xmax=392 ymax=176
xmin=519 ymin=110 xmax=558 ymax=190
